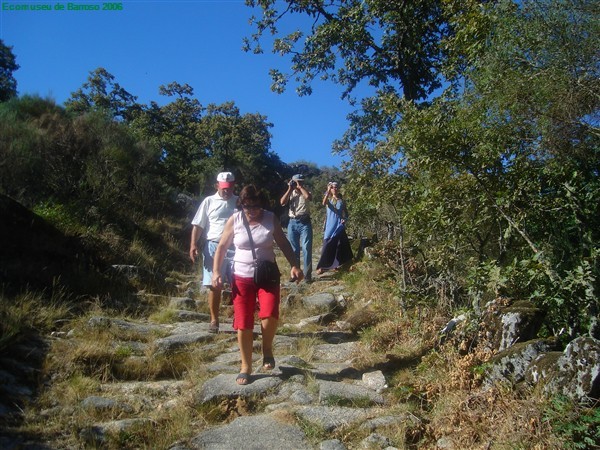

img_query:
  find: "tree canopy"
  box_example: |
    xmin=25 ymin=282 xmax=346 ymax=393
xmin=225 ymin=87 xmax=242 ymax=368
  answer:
xmin=0 ymin=40 xmax=19 ymax=102
xmin=65 ymin=67 xmax=141 ymax=121
xmin=246 ymin=0 xmax=600 ymax=339
xmin=244 ymin=0 xmax=447 ymax=102
xmin=1 ymin=66 xmax=299 ymax=222
xmin=1 ymin=0 xmax=597 ymax=338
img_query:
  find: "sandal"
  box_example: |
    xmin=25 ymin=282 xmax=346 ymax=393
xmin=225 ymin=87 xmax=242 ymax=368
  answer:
xmin=208 ymin=321 xmax=219 ymax=334
xmin=236 ymin=373 xmax=250 ymax=385
xmin=262 ymin=356 xmax=275 ymax=370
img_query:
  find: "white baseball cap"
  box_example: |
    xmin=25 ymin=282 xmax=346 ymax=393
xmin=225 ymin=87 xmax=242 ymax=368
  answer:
xmin=217 ymin=172 xmax=235 ymax=188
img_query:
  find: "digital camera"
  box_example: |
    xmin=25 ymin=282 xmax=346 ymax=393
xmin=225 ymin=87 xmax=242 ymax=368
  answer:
xmin=290 ymin=180 xmax=297 ymax=188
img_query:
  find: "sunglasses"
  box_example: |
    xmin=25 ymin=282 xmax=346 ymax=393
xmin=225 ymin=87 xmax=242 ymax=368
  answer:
xmin=242 ymin=204 xmax=261 ymax=210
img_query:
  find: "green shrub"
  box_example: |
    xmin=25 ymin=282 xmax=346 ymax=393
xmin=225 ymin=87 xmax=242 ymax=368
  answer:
xmin=544 ymin=396 xmax=600 ymax=449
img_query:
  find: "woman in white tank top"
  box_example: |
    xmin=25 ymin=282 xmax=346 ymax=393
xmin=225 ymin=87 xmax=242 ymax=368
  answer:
xmin=212 ymin=185 xmax=304 ymax=385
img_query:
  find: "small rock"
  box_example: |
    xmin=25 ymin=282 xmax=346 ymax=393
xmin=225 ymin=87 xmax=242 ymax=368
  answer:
xmin=362 ymin=371 xmax=387 ymax=392
xmin=320 ymin=438 xmax=347 ymax=450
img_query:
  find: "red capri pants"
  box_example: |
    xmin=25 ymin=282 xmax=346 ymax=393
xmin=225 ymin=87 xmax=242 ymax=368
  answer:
xmin=231 ymin=275 xmax=280 ymax=330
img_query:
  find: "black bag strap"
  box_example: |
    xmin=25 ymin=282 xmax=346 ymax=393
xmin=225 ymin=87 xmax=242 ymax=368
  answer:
xmin=240 ymin=211 xmax=258 ymax=263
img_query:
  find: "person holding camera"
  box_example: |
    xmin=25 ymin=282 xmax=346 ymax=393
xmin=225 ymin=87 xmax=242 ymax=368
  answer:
xmin=280 ymin=174 xmax=314 ymax=282
xmin=316 ymin=181 xmax=353 ymax=274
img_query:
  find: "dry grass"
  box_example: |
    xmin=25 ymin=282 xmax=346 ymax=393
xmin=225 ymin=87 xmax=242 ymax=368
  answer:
xmin=293 ymin=335 xmax=327 ymax=364
xmin=423 ymin=388 xmax=566 ymax=449
xmin=4 ymin=231 xmax=593 ymax=449
xmin=18 ymin=298 xmax=230 ymax=449
xmin=324 ymin=261 xmax=590 ymax=449
xmin=0 ymin=289 xmax=72 ymax=351
xmin=43 ymin=307 xmax=230 ymax=386
xmin=129 ymin=233 xmax=158 ymax=268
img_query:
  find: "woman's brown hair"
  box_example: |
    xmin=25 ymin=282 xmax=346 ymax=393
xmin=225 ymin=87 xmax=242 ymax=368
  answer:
xmin=237 ymin=184 xmax=266 ymax=208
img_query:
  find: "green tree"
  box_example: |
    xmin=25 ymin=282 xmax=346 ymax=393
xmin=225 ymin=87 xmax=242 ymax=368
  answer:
xmin=130 ymin=82 xmax=208 ymax=194
xmin=198 ymin=102 xmax=287 ymax=198
xmin=0 ymin=40 xmax=19 ymax=102
xmin=0 ymin=95 xmax=163 ymax=218
xmin=244 ymin=0 xmax=447 ymax=102
xmin=65 ymin=67 xmax=140 ymax=121
xmin=131 ymin=83 xmax=287 ymax=196
xmin=364 ymin=0 xmax=599 ymax=334
xmin=250 ymin=0 xmax=600 ymax=337
xmin=448 ymin=0 xmax=600 ymax=336
xmin=0 ymin=96 xmax=57 ymax=203
xmin=74 ymin=111 xmax=162 ymax=215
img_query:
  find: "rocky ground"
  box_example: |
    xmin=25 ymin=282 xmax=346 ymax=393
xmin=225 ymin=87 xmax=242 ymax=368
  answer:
xmin=2 ymin=259 xmax=598 ymax=449
xmin=1 ymin=270 xmax=416 ymax=450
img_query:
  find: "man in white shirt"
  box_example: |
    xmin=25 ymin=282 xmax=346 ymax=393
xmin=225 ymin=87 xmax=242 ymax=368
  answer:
xmin=190 ymin=172 xmax=238 ymax=332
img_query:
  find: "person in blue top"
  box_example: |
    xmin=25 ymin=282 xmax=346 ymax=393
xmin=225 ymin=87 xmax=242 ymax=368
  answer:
xmin=316 ymin=181 xmax=353 ymax=274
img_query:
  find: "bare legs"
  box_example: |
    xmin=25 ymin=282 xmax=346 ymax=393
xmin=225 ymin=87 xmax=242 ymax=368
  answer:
xmin=238 ymin=329 xmax=254 ymax=375
xmin=208 ymin=287 xmax=221 ymax=326
xmin=236 ymin=316 xmax=278 ymax=385
xmin=260 ymin=317 xmax=277 ymax=365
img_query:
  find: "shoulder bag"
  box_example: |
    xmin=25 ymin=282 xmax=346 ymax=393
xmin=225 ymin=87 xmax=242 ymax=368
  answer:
xmin=241 ymin=212 xmax=280 ymax=287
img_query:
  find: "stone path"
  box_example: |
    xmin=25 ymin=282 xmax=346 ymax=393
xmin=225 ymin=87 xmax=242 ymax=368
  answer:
xmin=0 ymin=272 xmax=413 ymax=449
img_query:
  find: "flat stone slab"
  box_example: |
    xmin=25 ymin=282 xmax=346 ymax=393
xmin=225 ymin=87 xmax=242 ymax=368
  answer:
xmin=320 ymin=439 xmax=347 ymax=450
xmin=168 ymin=297 xmax=196 ymax=310
xmin=80 ymin=418 xmax=153 ymax=445
xmin=80 ymin=396 xmax=134 ymax=414
xmin=313 ymin=341 xmax=360 ymax=362
xmin=360 ymin=414 xmax=420 ymax=431
xmin=196 ymin=373 xmax=285 ymax=403
xmin=175 ymin=310 xmax=209 ymax=322
xmin=100 ymin=379 xmax=191 ymax=398
xmin=213 ymin=350 xmax=245 ymax=365
xmin=87 ymin=317 xmax=164 ymax=335
xmin=317 ymin=380 xmax=385 ymax=405
xmin=189 ymin=414 xmax=312 ymax=449
xmin=295 ymin=405 xmax=375 ymax=432
xmin=165 ymin=322 xmax=209 ymax=334
xmin=154 ymin=332 xmax=214 ymax=353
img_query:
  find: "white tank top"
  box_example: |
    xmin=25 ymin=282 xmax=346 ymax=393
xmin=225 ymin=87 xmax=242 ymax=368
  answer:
xmin=232 ymin=210 xmax=276 ymax=278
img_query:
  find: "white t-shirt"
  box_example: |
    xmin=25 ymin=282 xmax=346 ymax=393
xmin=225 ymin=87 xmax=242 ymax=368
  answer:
xmin=191 ymin=192 xmax=238 ymax=241
xmin=232 ymin=210 xmax=276 ymax=278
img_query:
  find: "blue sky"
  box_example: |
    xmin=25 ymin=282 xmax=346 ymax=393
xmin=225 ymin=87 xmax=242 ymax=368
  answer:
xmin=0 ymin=0 xmax=361 ymax=168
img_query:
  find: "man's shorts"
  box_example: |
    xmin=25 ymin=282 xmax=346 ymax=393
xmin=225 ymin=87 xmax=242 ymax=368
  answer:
xmin=202 ymin=240 xmax=234 ymax=287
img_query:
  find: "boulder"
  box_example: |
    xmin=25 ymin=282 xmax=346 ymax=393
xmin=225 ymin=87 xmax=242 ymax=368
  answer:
xmin=526 ymin=336 xmax=599 ymax=402
xmin=343 ymin=307 xmax=379 ymax=334
xmin=302 ymin=293 xmax=340 ymax=313
xmin=362 ymin=370 xmax=388 ymax=392
xmin=483 ymin=338 xmax=559 ymax=387
xmin=481 ymin=300 xmax=545 ymax=352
